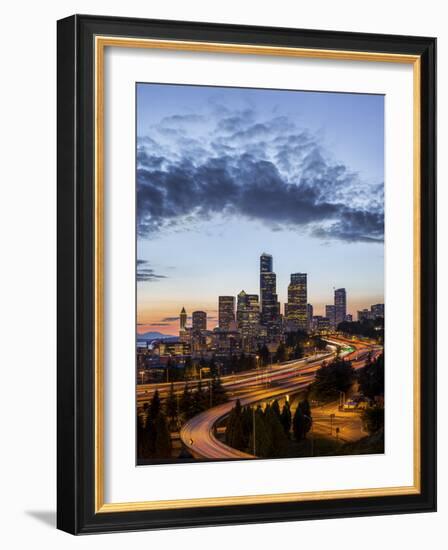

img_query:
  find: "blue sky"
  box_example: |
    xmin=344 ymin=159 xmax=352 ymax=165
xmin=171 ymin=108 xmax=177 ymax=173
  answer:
xmin=136 ymin=83 xmax=384 ymax=335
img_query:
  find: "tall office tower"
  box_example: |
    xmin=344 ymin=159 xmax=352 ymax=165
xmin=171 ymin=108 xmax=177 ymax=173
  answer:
xmin=192 ymin=310 xmax=207 ymax=331
xmin=260 ymin=252 xmax=273 ymax=273
xmin=307 ymin=304 xmax=314 ymax=329
xmin=237 ymin=291 xmax=260 ymax=344
xmin=286 ymin=273 xmax=308 ymax=331
xmin=179 ymin=307 xmax=187 ymax=330
xmin=334 ymin=288 xmax=347 ymax=328
xmin=218 ymin=296 xmax=235 ymax=330
xmin=260 ymin=253 xmax=280 ymax=336
xmin=371 ymin=303 xmax=385 ymax=318
xmin=325 ymin=304 xmax=336 ymax=329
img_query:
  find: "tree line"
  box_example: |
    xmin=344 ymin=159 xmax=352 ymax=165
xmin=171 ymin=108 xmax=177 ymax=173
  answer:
xmin=225 ymin=397 xmax=313 ymax=458
xmin=138 ymin=374 xmax=228 ymax=460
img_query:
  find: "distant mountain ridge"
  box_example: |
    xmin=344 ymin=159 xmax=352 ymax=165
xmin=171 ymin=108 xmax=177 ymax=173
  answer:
xmin=137 ymin=331 xmax=178 ymax=341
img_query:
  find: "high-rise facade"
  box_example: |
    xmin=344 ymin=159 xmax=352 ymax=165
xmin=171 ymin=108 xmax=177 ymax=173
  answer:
xmin=192 ymin=310 xmax=207 ymax=331
xmin=286 ymin=273 xmax=308 ymax=331
xmin=218 ymin=296 xmax=235 ymax=330
xmin=371 ymin=303 xmax=385 ymax=318
xmin=259 ymin=253 xmax=280 ymax=337
xmin=307 ymin=303 xmax=314 ymax=330
xmin=334 ymin=288 xmax=347 ymax=328
xmin=237 ymin=291 xmax=261 ymax=346
xmin=325 ymin=304 xmax=336 ymax=328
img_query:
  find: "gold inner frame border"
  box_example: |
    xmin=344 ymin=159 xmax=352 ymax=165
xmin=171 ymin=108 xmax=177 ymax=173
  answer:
xmin=94 ymin=36 xmax=421 ymax=513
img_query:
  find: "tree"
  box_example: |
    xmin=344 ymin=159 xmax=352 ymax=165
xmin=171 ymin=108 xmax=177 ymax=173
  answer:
xmin=165 ymin=383 xmax=178 ymax=428
xmin=276 ymin=342 xmax=286 ymax=363
xmin=211 ymin=374 xmax=227 ymax=406
xmin=271 ymin=399 xmax=281 ymax=419
xmin=309 ymin=358 xmax=355 ymax=402
xmin=137 ymin=414 xmax=150 ymax=458
xmin=249 ymin=406 xmax=271 ymax=457
xmin=265 ymin=405 xmax=288 ymax=457
xmin=280 ymin=401 xmax=292 ymax=436
xmin=192 ymin=381 xmax=207 ymax=415
xmin=154 ymin=412 xmax=172 ymax=458
xmin=225 ymin=400 xmax=245 ymax=450
xmin=149 ymin=389 xmax=161 ymax=420
xmin=293 ymin=399 xmax=312 ymax=441
xmin=358 ymin=354 xmax=384 ymax=398
xmin=184 ymin=356 xmax=195 ymax=379
xmin=179 ymin=383 xmax=193 ymax=420
xmin=362 ymin=406 xmax=384 ymax=434
xmin=258 ymin=344 xmax=270 ymax=367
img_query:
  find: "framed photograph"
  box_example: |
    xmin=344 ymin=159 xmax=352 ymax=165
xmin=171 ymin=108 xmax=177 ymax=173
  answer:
xmin=57 ymin=14 xmax=436 ymax=534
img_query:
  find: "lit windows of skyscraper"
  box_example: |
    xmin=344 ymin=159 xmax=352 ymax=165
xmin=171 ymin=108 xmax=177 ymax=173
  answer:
xmin=260 ymin=253 xmax=280 ymax=338
xmin=218 ymin=296 xmax=235 ymax=330
xmin=325 ymin=305 xmax=336 ymax=329
xmin=334 ymin=288 xmax=347 ymax=328
xmin=371 ymin=303 xmax=385 ymax=318
xmin=307 ymin=304 xmax=313 ymax=330
xmin=286 ymin=273 xmax=307 ymax=331
xmin=260 ymin=252 xmax=273 ymax=273
xmin=192 ymin=310 xmax=207 ymax=331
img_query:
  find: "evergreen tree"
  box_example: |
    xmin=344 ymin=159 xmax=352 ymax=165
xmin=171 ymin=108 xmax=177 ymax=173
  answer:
xmin=272 ymin=399 xmax=281 ymax=419
xmin=149 ymin=389 xmax=161 ymax=420
xmin=309 ymin=358 xmax=355 ymax=402
xmin=165 ymin=382 xmax=178 ymax=428
xmin=280 ymin=401 xmax=292 ymax=436
xmin=276 ymin=342 xmax=286 ymax=363
xmin=293 ymin=399 xmax=312 ymax=441
xmin=265 ymin=405 xmax=288 ymax=457
xmin=259 ymin=344 xmax=270 ymax=366
xmin=154 ymin=412 xmax=172 ymax=458
xmin=137 ymin=413 xmax=150 ymax=458
xmin=179 ymin=383 xmax=193 ymax=420
xmin=225 ymin=400 xmax=245 ymax=450
xmin=211 ymin=374 xmax=227 ymax=406
xmin=184 ymin=356 xmax=194 ymax=379
xmin=192 ymin=381 xmax=207 ymax=415
xmin=249 ymin=407 xmax=271 ymax=457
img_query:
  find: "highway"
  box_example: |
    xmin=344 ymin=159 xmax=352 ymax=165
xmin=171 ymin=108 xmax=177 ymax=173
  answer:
xmin=180 ymin=338 xmax=380 ymax=459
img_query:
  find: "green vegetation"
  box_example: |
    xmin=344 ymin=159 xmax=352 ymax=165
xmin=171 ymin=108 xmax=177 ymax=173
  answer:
xmin=137 ymin=390 xmax=172 ymax=459
xmin=225 ymin=399 xmax=290 ymax=458
xmin=357 ymin=353 xmax=384 ymax=399
xmin=362 ymin=406 xmax=385 ymax=435
xmin=293 ymin=399 xmax=312 ymax=440
xmin=309 ymin=358 xmax=355 ymax=402
xmin=337 ymin=317 xmax=384 ymax=341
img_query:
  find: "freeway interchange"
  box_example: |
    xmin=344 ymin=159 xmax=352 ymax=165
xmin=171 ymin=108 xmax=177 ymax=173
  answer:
xmin=138 ymin=337 xmax=381 ymax=460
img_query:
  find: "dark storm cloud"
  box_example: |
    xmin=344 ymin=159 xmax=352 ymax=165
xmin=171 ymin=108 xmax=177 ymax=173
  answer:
xmin=136 ymin=260 xmax=168 ymax=282
xmin=137 ymin=108 xmax=384 ymax=243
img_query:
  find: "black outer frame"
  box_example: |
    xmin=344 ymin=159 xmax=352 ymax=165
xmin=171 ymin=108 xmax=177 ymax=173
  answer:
xmin=57 ymin=14 xmax=436 ymax=535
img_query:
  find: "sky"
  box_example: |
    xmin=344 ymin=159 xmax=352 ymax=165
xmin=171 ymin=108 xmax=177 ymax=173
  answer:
xmin=136 ymin=83 xmax=384 ymax=336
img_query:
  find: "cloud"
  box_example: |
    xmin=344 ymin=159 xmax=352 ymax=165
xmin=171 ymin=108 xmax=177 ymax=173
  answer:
xmin=137 ymin=104 xmax=383 ymax=243
xmin=137 ymin=260 xmax=168 ymax=282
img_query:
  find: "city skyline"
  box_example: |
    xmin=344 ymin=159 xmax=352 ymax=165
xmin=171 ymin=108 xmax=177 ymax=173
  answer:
xmin=137 ymin=83 xmax=384 ymax=335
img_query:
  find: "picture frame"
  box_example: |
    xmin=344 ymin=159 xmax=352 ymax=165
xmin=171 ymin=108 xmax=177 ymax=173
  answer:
xmin=57 ymin=14 xmax=436 ymax=534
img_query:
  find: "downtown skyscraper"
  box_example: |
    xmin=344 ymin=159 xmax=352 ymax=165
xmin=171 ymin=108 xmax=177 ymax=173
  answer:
xmin=219 ymin=296 xmax=235 ymax=330
xmin=285 ymin=273 xmax=308 ymax=331
xmin=334 ymin=288 xmax=347 ymax=328
xmin=259 ymin=253 xmax=280 ymax=337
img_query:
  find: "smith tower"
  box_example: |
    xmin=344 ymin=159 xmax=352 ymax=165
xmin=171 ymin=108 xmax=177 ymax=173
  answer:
xmin=259 ymin=253 xmax=280 ymax=338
